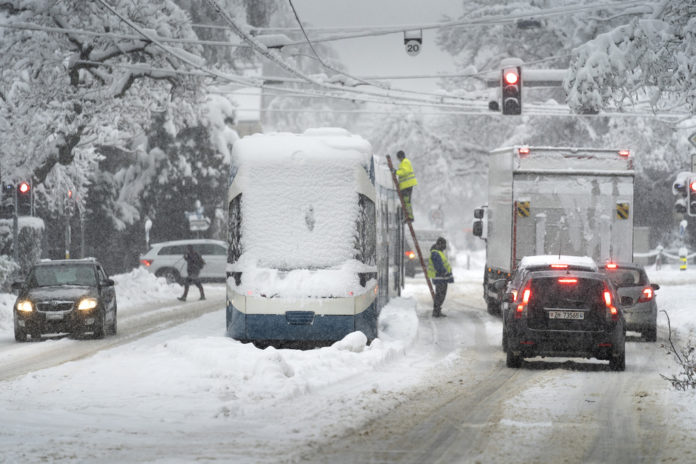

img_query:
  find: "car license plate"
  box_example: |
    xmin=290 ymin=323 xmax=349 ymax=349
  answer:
xmin=548 ymin=310 xmax=584 ymax=320
xmin=46 ymin=312 xmax=64 ymax=321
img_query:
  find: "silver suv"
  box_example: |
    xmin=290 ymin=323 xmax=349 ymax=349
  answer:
xmin=599 ymin=262 xmax=659 ymax=342
xmin=139 ymin=239 xmax=227 ymax=284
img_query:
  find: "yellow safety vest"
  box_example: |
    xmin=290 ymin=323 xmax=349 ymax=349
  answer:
xmin=427 ymin=249 xmax=451 ymax=279
xmin=396 ymin=158 xmax=418 ymax=190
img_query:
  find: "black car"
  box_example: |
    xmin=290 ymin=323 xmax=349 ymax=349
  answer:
xmin=13 ymin=259 xmax=117 ymax=342
xmin=503 ymin=267 xmax=626 ymax=371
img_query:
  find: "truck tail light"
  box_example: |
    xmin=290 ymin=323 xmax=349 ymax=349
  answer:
xmin=518 ymin=147 xmax=530 ymax=157
xmin=515 ymin=284 xmax=531 ymax=319
xmin=405 ymin=251 xmax=415 ymax=259
xmin=638 ymin=287 xmax=653 ymax=302
xmin=618 ymin=149 xmax=630 ymax=158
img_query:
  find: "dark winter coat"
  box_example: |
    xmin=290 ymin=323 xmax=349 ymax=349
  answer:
xmin=184 ymin=249 xmax=205 ymax=276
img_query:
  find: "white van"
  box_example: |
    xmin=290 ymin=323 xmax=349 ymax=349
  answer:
xmin=139 ymin=239 xmax=227 ymax=284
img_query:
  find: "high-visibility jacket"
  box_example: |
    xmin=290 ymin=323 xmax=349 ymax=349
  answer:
xmin=396 ymin=158 xmax=418 ymax=190
xmin=427 ymin=249 xmax=453 ymax=283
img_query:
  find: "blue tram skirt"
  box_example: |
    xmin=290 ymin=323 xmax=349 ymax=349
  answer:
xmin=227 ymin=302 xmax=379 ymax=343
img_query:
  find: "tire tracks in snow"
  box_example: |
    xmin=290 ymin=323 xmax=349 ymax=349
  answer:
xmin=0 ymin=296 xmax=224 ymax=381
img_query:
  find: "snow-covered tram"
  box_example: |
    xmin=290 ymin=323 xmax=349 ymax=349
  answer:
xmin=225 ymin=128 xmax=403 ymax=344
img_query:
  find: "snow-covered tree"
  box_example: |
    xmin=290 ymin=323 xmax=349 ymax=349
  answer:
xmin=0 ymin=0 xmax=206 ymax=213
xmin=565 ymin=0 xmax=696 ymax=114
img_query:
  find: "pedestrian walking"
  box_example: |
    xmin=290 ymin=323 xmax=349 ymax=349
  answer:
xmin=395 ymin=150 xmax=417 ymax=222
xmin=427 ymin=237 xmax=454 ymax=317
xmin=178 ymin=244 xmax=206 ymax=301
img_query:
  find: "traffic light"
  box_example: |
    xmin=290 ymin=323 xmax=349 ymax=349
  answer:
xmin=0 ymin=184 xmax=14 ymax=219
xmin=688 ymin=178 xmax=696 ymax=216
xmin=16 ymin=181 xmax=32 ymax=216
xmin=502 ymin=66 xmax=522 ymax=115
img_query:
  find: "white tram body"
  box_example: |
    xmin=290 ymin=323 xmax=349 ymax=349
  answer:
xmin=226 ymin=128 xmax=403 ymax=343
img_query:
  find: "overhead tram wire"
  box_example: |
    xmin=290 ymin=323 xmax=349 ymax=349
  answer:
xmin=286 ymin=0 xmax=383 ymax=89
xmin=88 ymin=1 xmax=684 ymax=120
xmin=202 ymin=0 xmax=499 ymax=109
xmin=92 ymin=0 xmax=453 ymax=110
xmin=192 ymin=1 xmax=652 ymax=47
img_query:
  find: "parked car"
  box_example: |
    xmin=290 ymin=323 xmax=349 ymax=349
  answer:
xmin=12 ymin=259 xmax=117 ymax=342
xmin=599 ymin=262 xmax=659 ymax=342
xmin=139 ymin=239 xmax=227 ymax=284
xmin=502 ymin=258 xmax=625 ymax=371
xmin=404 ymin=230 xmax=444 ymax=277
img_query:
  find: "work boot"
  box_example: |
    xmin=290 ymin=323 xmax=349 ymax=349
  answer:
xmin=199 ymin=295 xmax=206 ymax=301
xmin=178 ymin=296 xmax=186 ymax=302
xmin=432 ymin=310 xmax=447 ymax=318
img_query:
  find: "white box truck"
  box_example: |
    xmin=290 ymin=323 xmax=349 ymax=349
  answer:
xmin=472 ymin=146 xmax=635 ymax=314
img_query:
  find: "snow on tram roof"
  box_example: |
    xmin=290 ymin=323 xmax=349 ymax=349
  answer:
xmin=232 ymin=127 xmax=372 ymax=165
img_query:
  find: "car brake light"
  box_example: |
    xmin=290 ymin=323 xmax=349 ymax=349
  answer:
xmin=618 ymin=149 xmax=630 ymax=158
xmin=511 ymin=289 xmax=518 ymax=302
xmin=518 ymin=147 xmax=530 ymax=156
xmin=515 ymin=285 xmax=531 ymax=319
xmin=603 ymin=290 xmax=612 ymax=306
xmin=605 ymin=262 xmax=618 ymax=270
xmin=638 ymin=287 xmax=653 ymax=302
xmin=603 ymin=288 xmax=619 ymax=321
xmin=550 ymin=264 xmax=568 ymax=269
xmin=140 ymin=259 xmax=153 ymax=267
xmin=558 ymin=277 xmax=578 ymax=284
xmin=405 ymin=251 xmax=415 ymax=259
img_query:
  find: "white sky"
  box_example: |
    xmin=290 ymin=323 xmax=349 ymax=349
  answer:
xmin=293 ymin=0 xmax=463 ymax=92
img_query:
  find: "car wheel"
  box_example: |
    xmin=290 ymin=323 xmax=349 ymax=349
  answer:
xmin=506 ymin=350 xmax=522 ymax=368
xmin=643 ymin=327 xmax=657 ymax=342
xmin=14 ymin=327 xmax=27 ymax=342
xmin=609 ymin=350 xmax=626 ymax=371
xmin=159 ymin=268 xmax=181 ymax=285
xmin=93 ymin=311 xmax=106 ymax=339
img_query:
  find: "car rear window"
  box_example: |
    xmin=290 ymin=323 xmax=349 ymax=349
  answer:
xmin=530 ymin=276 xmax=605 ymax=310
xmin=605 ymin=269 xmax=648 ymax=287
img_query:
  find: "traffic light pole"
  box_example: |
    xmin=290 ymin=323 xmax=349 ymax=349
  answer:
xmin=12 ymin=187 xmax=18 ymax=262
xmin=386 ymin=155 xmax=436 ymax=304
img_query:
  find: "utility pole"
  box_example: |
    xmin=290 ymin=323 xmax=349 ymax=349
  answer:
xmin=12 ymin=186 xmax=18 ymax=262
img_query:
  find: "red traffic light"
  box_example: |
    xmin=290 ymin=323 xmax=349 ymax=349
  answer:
xmin=504 ymin=70 xmax=519 ymax=85
xmin=18 ymin=182 xmax=30 ymax=194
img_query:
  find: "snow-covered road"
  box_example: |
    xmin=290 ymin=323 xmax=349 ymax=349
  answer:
xmin=0 ymin=264 xmax=694 ymax=463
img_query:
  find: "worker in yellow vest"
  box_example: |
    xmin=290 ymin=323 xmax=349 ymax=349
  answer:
xmin=427 ymin=237 xmax=454 ymax=317
xmin=395 ymin=150 xmax=417 ymax=222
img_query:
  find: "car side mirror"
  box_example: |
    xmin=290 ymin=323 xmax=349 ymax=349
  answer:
xmin=504 ymin=292 xmax=516 ymax=303
xmin=620 ymin=296 xmax=633 ymax=306
xmin=103 ymin=278 xmax=115 ymax=286
xmin=493 ymin=279 xmax=507 ymax=291
xmin=651 ymin=283 xmax=660 ymax=291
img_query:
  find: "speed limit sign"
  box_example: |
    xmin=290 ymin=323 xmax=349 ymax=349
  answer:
xmin=405 ymin=40 xmax=421 ymax=56
xmin=404 ymin=30 xmax=423 ymax=57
